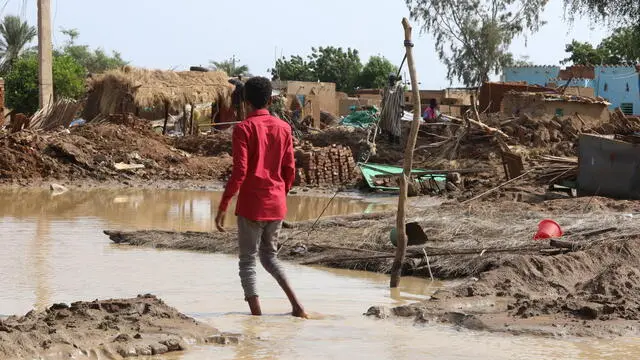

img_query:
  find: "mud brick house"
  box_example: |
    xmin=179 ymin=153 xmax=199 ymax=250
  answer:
xmin=403 ymin=88 xmax=475 ymax=117
xmin=479 ymin=82 xmax=556 ymax=113
xmin=272 ymin=80 xmax=337 ymax=127
xmin=503 ymin=65 xmax=640 ymax=115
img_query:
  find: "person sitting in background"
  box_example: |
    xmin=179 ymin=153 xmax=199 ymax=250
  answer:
xmin=423 ymin=99 xmax=440 ymax=121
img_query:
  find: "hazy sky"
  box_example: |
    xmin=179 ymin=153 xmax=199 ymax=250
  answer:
xmin=11 ymin=0 xmax=609 ymax=89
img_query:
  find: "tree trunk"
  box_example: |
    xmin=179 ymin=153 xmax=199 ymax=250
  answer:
xmin=390 ymin=18 xmax=422 ymax=289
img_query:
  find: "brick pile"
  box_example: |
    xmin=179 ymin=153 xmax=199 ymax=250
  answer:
xmin=294 ymin=142 xmax=358 ymax=186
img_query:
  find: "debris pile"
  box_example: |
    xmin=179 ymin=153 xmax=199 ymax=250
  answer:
xmin=172 ymin=131 xmax=233 ymax=157
xmin=592 ymin=109 xmax=640 ymax=135
xmin=0 ymin=121 xmax=233 ymax=184
xmin=295 ymin=142 xmax=358 ymax=186
xmin=499 ymin=115 xmax=582 ymax=156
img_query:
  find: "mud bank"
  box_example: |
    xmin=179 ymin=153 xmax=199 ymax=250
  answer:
xmin=0 ymin=294 xmax=233 ymax=359
xmin=367 ymin=236 xmax=640 ymax=338
xmin=105 ymin=197 xmax=640 ymax=337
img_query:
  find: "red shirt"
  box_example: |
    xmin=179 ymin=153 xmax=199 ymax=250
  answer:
xmin=218 ymin=109 xmax=296 ymax=221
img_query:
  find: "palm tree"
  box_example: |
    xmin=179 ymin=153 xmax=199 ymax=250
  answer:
xmin=0 ymin=15 xmax=37 ymax=74
xmin=209 ymin=57 xmax=249 ymax=77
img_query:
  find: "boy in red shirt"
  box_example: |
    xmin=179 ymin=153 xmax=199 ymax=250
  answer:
xmin=216 ymin=76 xmax=307 ymax=318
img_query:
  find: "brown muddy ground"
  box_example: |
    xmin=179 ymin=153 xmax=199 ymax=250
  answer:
xmin=105 ymin=197 xmax=640 ymax=338
xmin=0 ymin=294 xmax=232 ymax=359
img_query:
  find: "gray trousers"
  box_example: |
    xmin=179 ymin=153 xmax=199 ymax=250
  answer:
xmin=237 ymin=216 xmax=287 ymax=300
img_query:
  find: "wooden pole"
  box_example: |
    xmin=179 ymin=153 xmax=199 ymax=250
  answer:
xmin=189 ymin=103 xmax=195 ymax=135
xmin=162 ymin=102 xmax=169 ymax=135
xmin=390 ymin=18 xmax=422 ymax=288
xmin=37 ymin=0 xmax=53 ymax=108
xmin=182 ymin=104 xmax=188 ymax=134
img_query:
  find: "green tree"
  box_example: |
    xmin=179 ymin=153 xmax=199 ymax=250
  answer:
xmin=309 ymin=46 xmax=362 ymax=93
xmin=0 ymin=15 xmax=36 ymax=74
xmin=210 ymin=57 xmax=249 ymax=77
xmin=562 ymin=26 xmax=640 ymax=65
xmin=598 ymin=26 xmax=640 ymax=63
xmin=270 ymin=55 xmax=315 ymax=81
xmin=406 ymin=0 xmax=547 ymax=87
xmin=564 ymin=0 xmax=640 ymax=26
xmin=358 ymin=56 xmax=398 ymax=89
xmin=562 ymin=40 xmax=610 ymax=65
xmin=57 ymin=28 xmax=127 ymax=74
xmin=5 ymin=54 xmax=85 ymax=114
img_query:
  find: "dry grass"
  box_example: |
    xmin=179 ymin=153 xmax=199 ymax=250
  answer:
xmin=293 ymin=199 xmax=640 ymax=276
xmin=104 ymin=197 xmax=640 ymax=280
xmin=86 ymin=67 xmax=234 ymax=116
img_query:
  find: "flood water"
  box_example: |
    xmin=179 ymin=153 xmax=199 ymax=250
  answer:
xmin=1 ymin=188 xmax=640 ymax=359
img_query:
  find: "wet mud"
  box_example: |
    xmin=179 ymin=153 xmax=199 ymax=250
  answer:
xmin=0 ymin=294 xmax=228 ymax=359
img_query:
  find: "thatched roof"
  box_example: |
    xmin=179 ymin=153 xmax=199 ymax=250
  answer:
xmin=86 ymin=66 xmax=234 ymax=116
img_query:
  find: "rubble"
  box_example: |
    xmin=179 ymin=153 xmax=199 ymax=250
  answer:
xmin=0 ymin=120 xmax=233 ymax=184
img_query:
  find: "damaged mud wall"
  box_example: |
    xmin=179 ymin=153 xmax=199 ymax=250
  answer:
xmin=502 ymin=93 xmax=609 ymax=128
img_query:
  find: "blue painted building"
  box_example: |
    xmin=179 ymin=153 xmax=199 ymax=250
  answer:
xmin=503 ymin=65 xmax=640 ymax=115
xmin=503 ymin=66 xmax=560 ymax=86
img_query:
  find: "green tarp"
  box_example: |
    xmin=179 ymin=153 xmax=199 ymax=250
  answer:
xmin=358 ymin=163 xmax=447 ymax=191
xmin=340 ymin=107 xmax=379 ymax=128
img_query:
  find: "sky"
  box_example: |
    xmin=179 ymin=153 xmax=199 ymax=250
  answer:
xmin=8 ymin=0 xmax=610 ymax=89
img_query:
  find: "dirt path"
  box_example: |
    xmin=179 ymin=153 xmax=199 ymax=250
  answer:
xmin=0 ymin=294 xmax=235 ymax=359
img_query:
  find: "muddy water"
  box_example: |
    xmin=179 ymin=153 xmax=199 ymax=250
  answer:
xmin=1 ymin=188 xmax=640 ymax=359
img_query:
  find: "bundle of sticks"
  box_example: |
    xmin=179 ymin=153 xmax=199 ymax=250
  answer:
xmin=531 ymin=155 xmax=578 ymax=184
xmin=29 ymin=99 xmax=82 ymax=131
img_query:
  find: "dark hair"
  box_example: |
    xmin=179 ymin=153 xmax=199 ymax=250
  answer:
xmin=244 ymin=77 xmax=272 ymax=109
xmin=429 ymin=98 xmax=438 ymax=108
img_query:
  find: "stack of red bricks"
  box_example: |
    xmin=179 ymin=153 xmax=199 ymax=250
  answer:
xmin=295 ymin=142 xmax=357 ymax=186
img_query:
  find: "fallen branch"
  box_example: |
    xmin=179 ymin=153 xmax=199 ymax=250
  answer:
xmin=442 ymin=114 xmax=510 ymax=139
xmin=301 ymin=244 xmax=547 ymax=265
xmin=282 ymin=212 xmax=394 ymax=229
xmin=306 ymin=243 xmax=390 ymax=254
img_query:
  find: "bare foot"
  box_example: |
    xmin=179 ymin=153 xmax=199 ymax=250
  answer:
xmin=292 ymin=307 xmax=308 ymax=319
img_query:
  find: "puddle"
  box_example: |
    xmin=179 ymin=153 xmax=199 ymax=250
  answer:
xmin=1 ymin=188 xmax=640 ymax=359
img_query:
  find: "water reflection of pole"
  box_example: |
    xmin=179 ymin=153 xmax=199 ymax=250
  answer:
xmin=31 ymin=217 xmax=51 ymax=311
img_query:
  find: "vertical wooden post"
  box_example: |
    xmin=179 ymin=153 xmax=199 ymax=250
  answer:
xmin=189 ymin=103 xmax=195 ymax=135
xmin=390 ymin=18 xmax=422 ymax=288
xmin=162 ymin=101 xmax=169 ymax=135
xmin=182 ymin=104 xmax=188 ymax=135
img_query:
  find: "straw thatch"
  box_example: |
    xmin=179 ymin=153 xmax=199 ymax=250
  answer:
xmin=84 ymin=66 xmax=234 ymax=120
